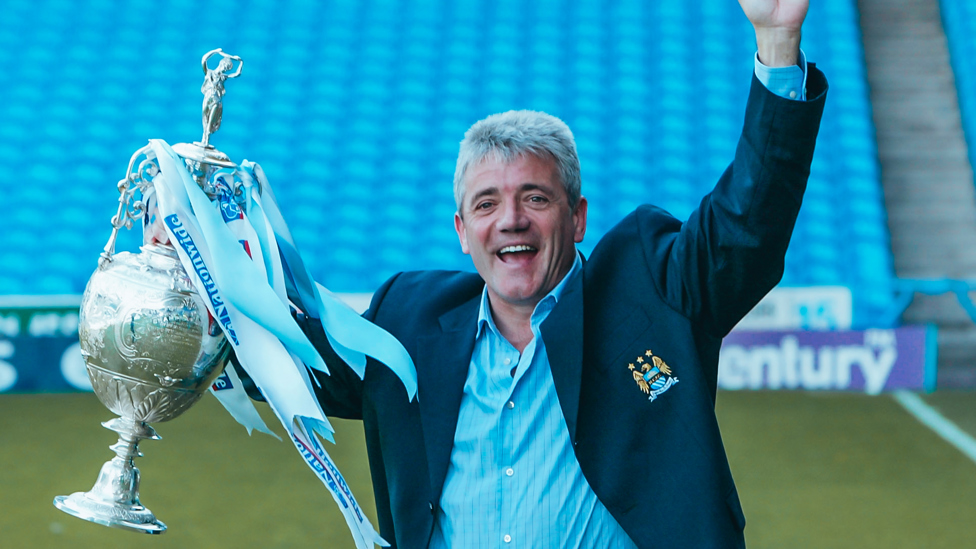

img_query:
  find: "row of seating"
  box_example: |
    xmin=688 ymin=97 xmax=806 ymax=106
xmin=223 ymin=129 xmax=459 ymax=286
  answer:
xmin=0 ymin=0 xmax=894 ymax=327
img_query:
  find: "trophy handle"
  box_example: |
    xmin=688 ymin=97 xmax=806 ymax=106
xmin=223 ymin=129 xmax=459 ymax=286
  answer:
xmin=99 ymin=146 xmax=157 ymax=267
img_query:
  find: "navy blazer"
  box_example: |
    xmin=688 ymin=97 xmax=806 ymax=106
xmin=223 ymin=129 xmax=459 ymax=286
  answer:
xmin=299 ymin=67 xmax=827 ymax=548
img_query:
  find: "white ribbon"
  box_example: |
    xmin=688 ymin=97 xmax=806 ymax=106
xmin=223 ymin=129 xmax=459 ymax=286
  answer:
xmin=241 ymin=161 xmax=418 ymax=395
xmin=145 ymin=140 xmax=412 ymax=548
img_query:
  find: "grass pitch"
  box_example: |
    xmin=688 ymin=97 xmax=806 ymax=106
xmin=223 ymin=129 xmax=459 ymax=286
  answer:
xmin=1 ymin=391 xmax=974 ymax=548
xmin=718 ymin=392 xmax=976 ymax=548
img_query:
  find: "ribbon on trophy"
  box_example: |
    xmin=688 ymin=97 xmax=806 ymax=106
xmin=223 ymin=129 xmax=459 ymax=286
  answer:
xmin=144 ymin=139 xmax=416 ymax=548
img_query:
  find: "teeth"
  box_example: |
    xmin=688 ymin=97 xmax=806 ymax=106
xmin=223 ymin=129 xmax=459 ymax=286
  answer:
xmin=499 ymin=245 xmax=536 ymax=254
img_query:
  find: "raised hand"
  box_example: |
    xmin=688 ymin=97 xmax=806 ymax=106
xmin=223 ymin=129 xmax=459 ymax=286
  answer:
xmin=738 ymin=0 xmax=809 ymax=67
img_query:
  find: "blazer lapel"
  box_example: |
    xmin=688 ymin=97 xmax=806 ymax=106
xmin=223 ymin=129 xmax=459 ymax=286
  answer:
xmin=540 ymin=270 xmax=584 ymax=444
xmin=416 ymin=294 xmax=480 ymax=506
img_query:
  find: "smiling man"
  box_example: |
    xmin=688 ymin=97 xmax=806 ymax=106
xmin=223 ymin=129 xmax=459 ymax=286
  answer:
xmin=292 ymin=0 xmax=827 ymax=547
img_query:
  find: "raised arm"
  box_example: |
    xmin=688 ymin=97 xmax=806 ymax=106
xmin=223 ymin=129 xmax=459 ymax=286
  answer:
xmin=637 ymin=0 xmax=826 ymax=337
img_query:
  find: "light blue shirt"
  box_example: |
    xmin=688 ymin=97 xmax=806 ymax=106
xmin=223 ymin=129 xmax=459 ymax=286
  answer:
xmin=430 ymin=55 xmax=808 ymax=548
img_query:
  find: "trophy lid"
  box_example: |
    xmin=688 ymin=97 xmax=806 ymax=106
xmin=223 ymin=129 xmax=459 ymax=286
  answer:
xmin=171 ymin=141 xmax=237 ymax=168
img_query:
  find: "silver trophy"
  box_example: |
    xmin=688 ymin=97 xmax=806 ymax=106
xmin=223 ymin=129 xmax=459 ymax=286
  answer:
xmin=54 ymin=49 xmax=246 ymax=534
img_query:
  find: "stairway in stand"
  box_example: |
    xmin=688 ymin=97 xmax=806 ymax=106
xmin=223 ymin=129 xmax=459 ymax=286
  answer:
xmin=858 ymin=0 xmax=976 ymax=387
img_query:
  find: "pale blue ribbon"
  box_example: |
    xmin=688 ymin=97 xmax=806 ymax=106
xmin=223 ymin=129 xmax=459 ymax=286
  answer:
xmin=241 ymin=161 xmax=418 ymax=399
xmin=148 ymin=141 xmax=397 ymax=548
xmin=150 ymin=142 xmax=328 ymax=374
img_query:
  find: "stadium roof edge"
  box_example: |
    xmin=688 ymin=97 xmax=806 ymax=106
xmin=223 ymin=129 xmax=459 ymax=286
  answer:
xmin=0 ymin=295 xmax=83 ymax=308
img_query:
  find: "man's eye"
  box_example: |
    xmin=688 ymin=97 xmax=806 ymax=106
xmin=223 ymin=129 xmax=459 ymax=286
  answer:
xmin=529 ymin=195 xmax=548 ymax=203
xmin=476 ymin=201 xmax=493 ymax=210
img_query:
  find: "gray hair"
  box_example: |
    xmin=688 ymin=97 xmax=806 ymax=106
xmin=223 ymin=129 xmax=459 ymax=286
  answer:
xmin=453 ymin=110 xmax=581 ymax=212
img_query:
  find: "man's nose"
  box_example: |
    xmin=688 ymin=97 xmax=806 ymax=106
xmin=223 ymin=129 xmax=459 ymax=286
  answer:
xmin=498 ymin=200 xmax=529 ymax=232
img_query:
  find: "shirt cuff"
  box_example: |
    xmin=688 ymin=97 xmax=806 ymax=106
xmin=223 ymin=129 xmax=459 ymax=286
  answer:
xmin=754 ymin=49 xmax=808 ymax=101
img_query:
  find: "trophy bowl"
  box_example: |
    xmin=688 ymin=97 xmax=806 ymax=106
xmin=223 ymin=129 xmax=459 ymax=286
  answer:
xmin=53 ymin=243 xmax=228 ymax=534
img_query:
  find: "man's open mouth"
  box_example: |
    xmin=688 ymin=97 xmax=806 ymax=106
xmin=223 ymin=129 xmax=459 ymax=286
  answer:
xmin=497 ymin=245 xmax=538 ymax=262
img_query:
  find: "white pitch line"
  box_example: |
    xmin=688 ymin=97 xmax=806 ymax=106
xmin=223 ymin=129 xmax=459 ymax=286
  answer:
xmin=893 ymin=390 xmax=976 ymax=466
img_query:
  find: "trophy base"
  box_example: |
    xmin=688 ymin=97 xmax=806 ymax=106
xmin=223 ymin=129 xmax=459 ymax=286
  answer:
xmin=54 ymin=493 xmax=166 ymax=534
xmin=54 ymin=418 xmax=166 ymax=534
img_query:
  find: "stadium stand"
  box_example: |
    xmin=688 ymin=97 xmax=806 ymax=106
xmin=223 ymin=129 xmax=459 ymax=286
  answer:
xmin=0 ymin=0 xmax=895 ymax=327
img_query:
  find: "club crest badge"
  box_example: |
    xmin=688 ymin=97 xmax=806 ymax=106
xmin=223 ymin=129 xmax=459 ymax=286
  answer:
xmin=628 ymin=350 xmax=678 ymax=401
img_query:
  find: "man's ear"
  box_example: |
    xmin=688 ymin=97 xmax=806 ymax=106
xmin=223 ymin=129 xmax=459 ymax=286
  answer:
xmin=454 ymin=212 xmax=470 ymax=254
xmin=573 ymin=196 xmax=588 ymax=243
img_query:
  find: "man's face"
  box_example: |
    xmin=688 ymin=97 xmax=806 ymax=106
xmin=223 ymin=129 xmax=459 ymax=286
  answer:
xmin=454 ymin=153 xmax=587 ymax=310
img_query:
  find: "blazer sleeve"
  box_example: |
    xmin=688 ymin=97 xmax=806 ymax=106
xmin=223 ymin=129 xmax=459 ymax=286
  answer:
xmin=644 ymin=66 xmax=828 ymax=337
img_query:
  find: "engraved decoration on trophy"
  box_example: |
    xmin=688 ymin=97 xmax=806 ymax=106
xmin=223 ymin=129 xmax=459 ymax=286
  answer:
xmin=52 ymin=50 xmax=245 ymax=535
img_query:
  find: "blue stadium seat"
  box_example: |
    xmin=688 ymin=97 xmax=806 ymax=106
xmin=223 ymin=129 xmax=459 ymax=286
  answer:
xmin=0 ymin=0 xmax=896 ymax=326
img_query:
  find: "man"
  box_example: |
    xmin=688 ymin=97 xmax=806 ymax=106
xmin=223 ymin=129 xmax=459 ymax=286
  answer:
xmin=292 ymin=0 xmax=825 ymax=546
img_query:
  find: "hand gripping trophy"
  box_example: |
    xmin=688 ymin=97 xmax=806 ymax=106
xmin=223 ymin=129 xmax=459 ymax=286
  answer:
xmin=53 ymin=50 xmax=417 ymax=547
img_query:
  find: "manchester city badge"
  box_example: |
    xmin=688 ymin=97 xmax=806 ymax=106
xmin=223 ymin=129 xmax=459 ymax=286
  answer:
xmin=628 ymin=350 xmax=678 ymax=401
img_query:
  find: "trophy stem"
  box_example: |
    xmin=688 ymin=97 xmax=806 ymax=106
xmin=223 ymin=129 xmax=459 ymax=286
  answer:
xmin=54 ymin=418 xmax=167 ymax=534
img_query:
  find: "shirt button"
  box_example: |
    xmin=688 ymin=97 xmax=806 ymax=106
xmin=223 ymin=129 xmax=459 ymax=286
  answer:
xmin=504 ymin=535 xmax=512 ymax=543
xmin=507 ymin=401 xmax=515 ymax=409
xmin=505 ymin=468 xmax=514 ymax=476
xmin=789 ymin=90 xmax=798 ymax=99
xmin=503 ymin=358 xmax=512 ymax=365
